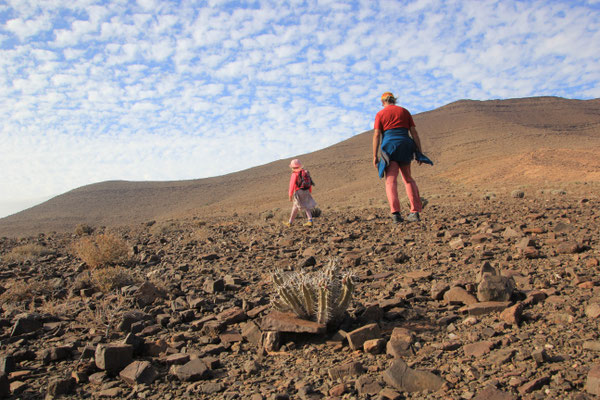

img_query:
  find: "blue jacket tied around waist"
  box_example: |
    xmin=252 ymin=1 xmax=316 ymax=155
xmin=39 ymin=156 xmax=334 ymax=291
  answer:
xmin=377 ymin=128 xmax=433 ymax=178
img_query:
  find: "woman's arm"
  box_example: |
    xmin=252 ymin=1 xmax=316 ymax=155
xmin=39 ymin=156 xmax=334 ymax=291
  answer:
xmin=372 ymin=129 xmax=382 ymax=168
xmin=410 ymin=126 xmax=423 ymax=153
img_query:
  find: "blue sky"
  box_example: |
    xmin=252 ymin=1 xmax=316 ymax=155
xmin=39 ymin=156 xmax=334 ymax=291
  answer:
xmin=1 ymin=0 xmax=599 ymax=218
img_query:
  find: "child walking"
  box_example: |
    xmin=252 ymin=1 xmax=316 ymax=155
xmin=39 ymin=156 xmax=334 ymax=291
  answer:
xmin=284 ymin=159 xmax=317 ymax=227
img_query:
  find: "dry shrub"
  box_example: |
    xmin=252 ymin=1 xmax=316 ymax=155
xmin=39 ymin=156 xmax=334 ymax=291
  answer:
xmin=92 ymin=266 xmax=137 ymax=293
xmin=0 ymin=279 xmax=51 ymax=305
xmin=150 ymin=220 xmax=182 ymax=236
xmin=73 ymin=233 xmax=130 ymax=268
xmin=76 ymin=293 xmax=131 ymax=337
xmin=6 ymin=243 xmax=51 ymax=263
xmin=74 ymin=223 xmax=94 ymax=236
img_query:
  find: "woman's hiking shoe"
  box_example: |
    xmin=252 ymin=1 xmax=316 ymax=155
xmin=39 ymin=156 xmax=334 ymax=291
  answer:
xmin=392 ymin=213 xmax=403 ymax=224
xmin=406 ymin=212 xmax=420 ymax=222
xmin=304 ymin=221 xmax=313 ymax=227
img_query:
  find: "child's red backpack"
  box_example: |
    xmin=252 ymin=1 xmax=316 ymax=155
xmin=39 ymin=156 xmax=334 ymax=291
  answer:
xmin=296 ymin=169 xmax=314 ymax=190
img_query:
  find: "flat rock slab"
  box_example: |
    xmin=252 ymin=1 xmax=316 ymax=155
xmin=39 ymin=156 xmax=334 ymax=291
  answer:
xmin=463 ymin=301 xmax=511 ymax=316
xmin=261 ymin=311 xmax=325 ymax=334
xmin=119 ymin=360 xmax=158 ymax=385
xmin=473 ymin=386 xmax=517 ymax=400
xmin=463 ymin=341 xmax=494 ymax=357
xmin=170 ymin=359 xmax=210 ymax=381
xmin=328 ymin=361 xmax=364 ymax=380
xmin=346 ymin=323 xmax=381 ymax=351
xmin=586 ymin=364 xmax=600 ymax=395
xmin=383 ymin=359 xmax=445 ymax=393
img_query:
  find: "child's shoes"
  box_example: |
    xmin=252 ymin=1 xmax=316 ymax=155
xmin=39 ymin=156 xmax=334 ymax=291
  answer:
xmin=303 ymin=220 xmax=313 ymax=227
xmin=283 ymin=221 xmax=291 ymax=227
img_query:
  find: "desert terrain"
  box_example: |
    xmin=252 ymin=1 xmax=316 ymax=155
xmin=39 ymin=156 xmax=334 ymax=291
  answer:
xmin=0 ymin=96 xmax=599 ymax=399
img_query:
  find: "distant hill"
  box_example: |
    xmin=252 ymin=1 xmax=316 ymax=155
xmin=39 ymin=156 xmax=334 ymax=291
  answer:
xmin=1 ymin=96 xmax=599 ymax=237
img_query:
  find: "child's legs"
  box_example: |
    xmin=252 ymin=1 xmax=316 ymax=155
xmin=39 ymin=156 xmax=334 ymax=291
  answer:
xmin=289 ymin=204 xmax=299 ymax=222
xmin=385 ymin=161 xmax=401 ymax=213
xmin=399 ymin=163 xmax=422 ymax=213
xmin=305 ymin=208 xmax=312 ymax=220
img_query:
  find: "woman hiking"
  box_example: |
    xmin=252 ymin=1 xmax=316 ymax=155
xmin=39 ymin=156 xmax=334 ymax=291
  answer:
xmin=372 ymin=92 xmax=425 ymax=223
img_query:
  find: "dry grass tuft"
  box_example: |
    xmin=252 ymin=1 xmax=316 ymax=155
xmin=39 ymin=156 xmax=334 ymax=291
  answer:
xmin=5 ymin=243 xmax=52 ymax=263
xmin=92 ymin=266 xmax=138 ymax=293
xmin=0 ymin=279 xmax=52 ymax=305
xmin=73 ymin=233 xmax=130 ymax=268
xmin=74 ymin=223 xmax=94 ymax=236
xmin=76 ymin=293 xmax=132 ymax=337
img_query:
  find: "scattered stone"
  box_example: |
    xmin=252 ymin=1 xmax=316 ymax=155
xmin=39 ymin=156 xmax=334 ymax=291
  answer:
xmin=463 ymin=341 xmax=494 ymax=357
xmin=47 ymin=377 xmax=75 ymax=397
xmin=356 ymin=375 xmax=383 ymax=396
xmin=170 ymin=359 xmax=210 ymax=381
xmin=328 ymin=361 xmax=364 ymax=380
xmin=586 ymin=364 xmax=600 ymax=395
xmin=0 ymin=374 xmax=9 ymax=398
xmin=10 ymin=313 xmax=43 ymax=336
xmin=119 ymin=360 xmax=158 ymax=385
xmin=464 ymin=301 xmax=511 ymax=316
xmin=364 ymin=338 xmax=386 ymax=354
xmin=500 ymin=303 xmax=523 ymax=325
xmin=444 ymin=286 xmax=478 ymax=305
xmin=261 ymin=312 xmax=325 ymax=334
xmin=95 ymin=344 xmax=133 ymax=375
xmin=386 ymin=327 xmax=415 ymax=358
xmin=518 ymin=376 xmax=550 ymax=394
xmin=477 ymin=274 xmax=515 ymax=302
xmin=473 ymin=386 xmax=517 ymax=400
xmin=383 ymin=359 xmax=445 ymax=393
xmin=346 ymin=323 xmax=381 ymax=351
xmin=134 ymin=281 xmax=165 ymax=306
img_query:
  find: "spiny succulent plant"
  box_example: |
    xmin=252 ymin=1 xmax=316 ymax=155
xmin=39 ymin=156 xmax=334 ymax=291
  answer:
xmin=271 ymin=258 xmax=354 ymax=326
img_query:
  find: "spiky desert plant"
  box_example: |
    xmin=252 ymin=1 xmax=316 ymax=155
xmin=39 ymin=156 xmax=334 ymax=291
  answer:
xmin=271 ymin=259 xmax=354 ymax=327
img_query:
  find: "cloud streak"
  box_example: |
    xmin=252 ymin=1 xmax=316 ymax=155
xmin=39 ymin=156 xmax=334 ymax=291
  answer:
xmin=1 ymin=0 xmax=599 ymax=217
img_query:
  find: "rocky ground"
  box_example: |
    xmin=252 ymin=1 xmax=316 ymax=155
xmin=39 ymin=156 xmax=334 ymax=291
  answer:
xmin=0 ymin=189 xmax=599 ymax=400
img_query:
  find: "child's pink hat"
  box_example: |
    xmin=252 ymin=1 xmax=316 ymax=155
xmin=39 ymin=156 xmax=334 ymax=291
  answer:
xmin=289 ymin=159 xmax=302 ymax=169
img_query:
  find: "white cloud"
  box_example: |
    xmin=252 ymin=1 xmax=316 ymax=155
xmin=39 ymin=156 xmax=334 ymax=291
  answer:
xmin=0 ymin=0 xmax=599 ymax=218
xmin=5 ymin=15 xmax=51 ymax=40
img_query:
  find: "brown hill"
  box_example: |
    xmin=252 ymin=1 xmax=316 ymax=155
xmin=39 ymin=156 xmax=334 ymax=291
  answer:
xmin=1 ymin=96 xmax=599 ymax=237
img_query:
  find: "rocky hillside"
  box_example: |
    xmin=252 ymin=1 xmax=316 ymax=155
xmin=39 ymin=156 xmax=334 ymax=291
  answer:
xmin=0 ymin=189 xmax=599 ymax=399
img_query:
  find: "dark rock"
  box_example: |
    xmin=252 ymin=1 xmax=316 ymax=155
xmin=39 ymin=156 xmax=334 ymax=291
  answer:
xmin=473 ymin=386 xmax=517 ymax=400
xmin=203 ymin=278 xmax=225 ymax=293
xmin=47 ymin=377 xmax=75 ymax=397
xmin=356 ymin=375 xmax=382 ymax=395
xmin=386 ymin=327 xmax=415 ymax=358
xmin=0 ymin=356 xmax=15 ymax=375
xmin=477 ymin=274 xmax=515 ymax=302
xmin=383 ymin=359 xmax=445 ymax=392
xmin=170 ymin=359 xmax=210 ymax=381
xmin=346 ymin=323 xmax=381 ymax=351
xmin=328 ymin=361 xmax=364 ymax=380
xmin=463 ymin=341 xmax=494 ymax=357
xmin=134 ymin=281 xmax=165 ymax=307
xmin=464 ymin=301 xmax=511 ymax=316
xmin=261 ymin=312 xmax=325 ymax=334
xmin=444 ymin=286 xmax=478 ymax=305
xmin=119 ymin=360 xmax=158 ymax=385
xmin=11 ymin=313 xmax=43 ymax=336
xmin=586 ymin=364 xmax=600 ymax=395
xmin=95 ymin=343 xmax=133 ymax=375
xmin=518 ymin=376 xmax=550 ymax=394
